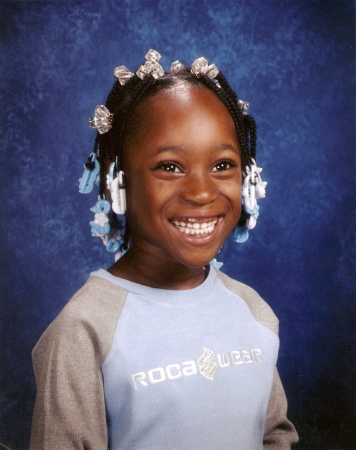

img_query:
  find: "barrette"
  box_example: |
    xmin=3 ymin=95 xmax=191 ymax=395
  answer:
xmin=190 ymin=57 xmax=219 ymax=79
xmin=89 ymin=105 xmax=113 ymax=134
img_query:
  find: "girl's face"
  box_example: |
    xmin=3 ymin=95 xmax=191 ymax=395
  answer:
xmin=123 ymin=84 xmax=242 ymax=268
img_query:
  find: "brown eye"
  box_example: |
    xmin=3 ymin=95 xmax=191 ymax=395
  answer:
xmin=157 ymin=162 xmax=181 ymax=173
xmin=212 ymin=160 xmax=234 ymax=172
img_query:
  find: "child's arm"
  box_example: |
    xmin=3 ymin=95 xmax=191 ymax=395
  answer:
xmin=29 ymin=309 xmax=108 ymax=449
xmin=263 ymin=368 xmax=299 ymax=449
xmin=29 ymin=277 xmax=125 ymax=449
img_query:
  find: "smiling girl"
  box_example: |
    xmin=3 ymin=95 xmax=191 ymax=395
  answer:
xmin=30 ymin=50 xmax=298 ymax=449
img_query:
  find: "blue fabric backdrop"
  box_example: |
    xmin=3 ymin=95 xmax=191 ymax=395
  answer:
xmin=1 ymin=1 xmax=355 ymax=448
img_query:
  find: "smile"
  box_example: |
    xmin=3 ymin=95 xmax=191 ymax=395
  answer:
xmin=172 ymin=217 xmax=219 ymax=236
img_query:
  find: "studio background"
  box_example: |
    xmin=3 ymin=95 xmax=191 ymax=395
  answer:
xmin=0 ymin=1 xmax=354 ymax=449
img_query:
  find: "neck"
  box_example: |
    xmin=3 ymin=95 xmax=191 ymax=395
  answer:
xmin=108 ymin=244 xmax=207 ymax=290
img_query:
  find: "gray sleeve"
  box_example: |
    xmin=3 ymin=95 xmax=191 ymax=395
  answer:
xmin=30 ymin=277 xmax=127 ymax=450
xmin=263 ymin=369 xmax=299 ymax=449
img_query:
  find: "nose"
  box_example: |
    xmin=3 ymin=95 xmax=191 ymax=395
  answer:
xmin=179 ymin=170 xmax=217 ymax=205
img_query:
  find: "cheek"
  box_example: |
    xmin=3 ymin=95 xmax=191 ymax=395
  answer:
xmin=124 ymin=175 xmax=145 ymax=226
xmin=125 ymin=174 xmax=166 ymax=224
xmin=234 ymin=194 xmax=242 ymax=220
xmin=225 ymin=183 xmax=242 ymax=224
xmin=223 ymin=179 xmax=242 ymax=205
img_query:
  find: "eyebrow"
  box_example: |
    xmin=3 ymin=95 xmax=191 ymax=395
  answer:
xmin=156 ymin=143 xmax=238 ymax=154
xmin=156 ymin=146 xmax=185 ymax=154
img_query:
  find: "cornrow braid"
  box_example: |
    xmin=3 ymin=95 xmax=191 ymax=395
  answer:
xmin=243 ymin=114 xmax=257 ymax=161
xmin=215 ymin=73 xmax=256 ymax=168
xmin=93 ymin=133 xmax=108 ymax=195
xmin=211 ymin=71 xmax=257 ymax=167
xmin=106 ymin=80 xmax=124 ymax=112
xmin=95 ymin=77 xmax=138 ymax=154
xmin=114 ymin=75 xmax=157 ymax=170
xmin=196 ymin=73 xmax=252 ymax=172
xmin=94 ymin=85 xmax=117 ymax=191
xmin=122 ymin=219 xmax=130 ymax=251
xmin=94 ymin=81 xmax=123 ymax=156
xmin=215 ymin=72 xmax=238 ymax=103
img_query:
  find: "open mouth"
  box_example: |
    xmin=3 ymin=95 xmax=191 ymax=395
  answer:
xmin=171 ymin=217 xmax=219 ymax=236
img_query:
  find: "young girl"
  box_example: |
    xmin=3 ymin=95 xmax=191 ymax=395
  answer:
xmin=30 ymin=50 xmax=298 ymax=449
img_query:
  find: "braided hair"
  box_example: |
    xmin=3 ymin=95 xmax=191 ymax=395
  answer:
xmin=94 ymin=66 xmax=257 ymax=245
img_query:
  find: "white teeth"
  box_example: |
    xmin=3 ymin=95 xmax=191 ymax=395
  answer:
xmin=172 ymin=218 xmax=218 ymax=236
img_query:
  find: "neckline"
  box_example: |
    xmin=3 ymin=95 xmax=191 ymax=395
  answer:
xmin=90 ymin=264 xmax=216 ymax=303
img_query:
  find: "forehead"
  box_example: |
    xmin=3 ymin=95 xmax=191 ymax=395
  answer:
xmin=124 ymin=84 xmax=239 ymax=155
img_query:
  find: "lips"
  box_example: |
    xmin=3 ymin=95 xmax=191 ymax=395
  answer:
xmin=171 ymin=217 xmax=219 ymax=236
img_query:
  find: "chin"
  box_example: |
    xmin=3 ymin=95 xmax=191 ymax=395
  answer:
xmin=173 ymin=250 xmax=219 ymax=269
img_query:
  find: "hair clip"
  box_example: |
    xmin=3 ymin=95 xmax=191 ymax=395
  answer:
xmin=90 ymin=197 xmax=112 ymax=236
xmin=89 ymin=105 xmax=113 ymax=134
xmin=233 ymin=159 xmax=267 ymax=243
xmin=114 ymin=65 xmax=134 ymax=85
xmin=191 ymin=57 xmax=219 ymax=79
xmin=111 ymin=171 xmax=126 ymax=215
xmin=113 ymin=52 xmax=221 ymax=86
xmin=79 ymin=152 xmax=100 ymax=194
xmin=136 ymin=49 xmax=164 ymax=80
xmin=238 ymin=100 xmax=249 ymax=115
xmin=108 ymin=159 xmax=127 ymax=215
xmin=242 ymin=159 xmax=267 ymax=230
xmin=89 ymin=195 xmax=125 ymax=259
xmin=170 ymin=60 xmax=185 ymax=74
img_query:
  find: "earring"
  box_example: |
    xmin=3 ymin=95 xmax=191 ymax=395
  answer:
xmin=107 ymin=160 xmax=127 ymax=215
xmin=233 ymin=159 xmax=267 ymax=243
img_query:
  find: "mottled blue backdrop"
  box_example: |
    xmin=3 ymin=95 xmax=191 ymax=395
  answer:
xmin=1 ymin=1 xmax=355 ymax=449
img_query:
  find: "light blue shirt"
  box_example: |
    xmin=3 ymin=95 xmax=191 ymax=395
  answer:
xmin=92 ymin=267 xmax=279 ymax=449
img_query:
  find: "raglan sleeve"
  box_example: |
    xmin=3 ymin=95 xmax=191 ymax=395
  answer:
xmin=29 ymin=296 xmax=109 ymax=449
xmin=263 ymin=368 xmax=299 ymax=449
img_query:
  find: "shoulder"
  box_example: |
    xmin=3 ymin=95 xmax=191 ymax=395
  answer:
xmin=68 ymin=274 xmax=128 ymax=319
xmin=33 ymin=275 xmax=128 ymax=366
xmin=215 ymin=270 xmax=279 ymax=336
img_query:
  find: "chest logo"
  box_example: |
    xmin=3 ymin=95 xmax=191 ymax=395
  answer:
xmin=197 ymin=348 xmax=219 ymax=380
xmin=131 ymin=348 xmax=263 ymax=389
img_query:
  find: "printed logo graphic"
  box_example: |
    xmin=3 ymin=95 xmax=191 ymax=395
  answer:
xmin=131 ymin=348 xmax=262 ymax=389
xmin=197 ymin=348 xmax=219 ymax=380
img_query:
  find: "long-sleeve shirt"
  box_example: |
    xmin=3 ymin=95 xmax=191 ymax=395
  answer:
xmin=30 ymin=266 xmax=298 ymax=449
